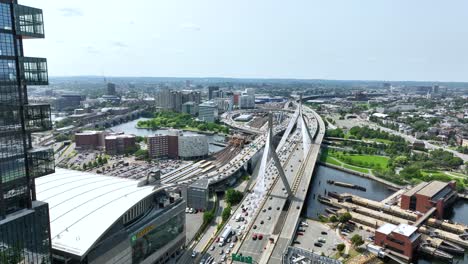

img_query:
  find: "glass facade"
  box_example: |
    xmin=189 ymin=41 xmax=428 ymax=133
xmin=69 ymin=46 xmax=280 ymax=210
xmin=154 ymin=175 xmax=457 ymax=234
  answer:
xmin=0 ymin=1 xmax=52 ymax=263
xmin=131 ymin=211 xmax=185 ymax=264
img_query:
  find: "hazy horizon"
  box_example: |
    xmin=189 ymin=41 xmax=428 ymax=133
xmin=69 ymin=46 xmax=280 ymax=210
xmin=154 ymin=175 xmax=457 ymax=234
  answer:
xmin=22 ymin=0 xmax=468 ymax=82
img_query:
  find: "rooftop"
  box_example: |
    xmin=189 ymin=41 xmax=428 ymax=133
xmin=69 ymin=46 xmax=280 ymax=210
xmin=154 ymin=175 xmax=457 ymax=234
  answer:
xmin=403 ymin=182 xmax=429 ymax=197
xmin=189 ymin=178 xmax=210 ymax=189
xmin=393 ymin=224 xmax=418 ymax=237
xmin=377 ymin=223 xmax=397 ymax=235
xmin=417 ymin=181 xmax=450 ymax=198
xmin=36 ymin=168 xmax=156 ymax=257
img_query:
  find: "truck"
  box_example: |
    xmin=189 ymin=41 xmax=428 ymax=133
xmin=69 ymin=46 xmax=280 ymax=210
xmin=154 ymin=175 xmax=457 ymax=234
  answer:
xmin=219 ymin=225 xmax=233 ymax=246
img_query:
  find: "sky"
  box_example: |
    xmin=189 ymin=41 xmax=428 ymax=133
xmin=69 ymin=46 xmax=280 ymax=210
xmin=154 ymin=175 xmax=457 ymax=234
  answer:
xmin=21 ymin=0 xmax=468 ymax=82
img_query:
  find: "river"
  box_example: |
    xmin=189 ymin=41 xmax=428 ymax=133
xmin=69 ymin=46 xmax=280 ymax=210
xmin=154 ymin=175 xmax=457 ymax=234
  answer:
xmin=109 ymin=118 xmax=225 ymax=153
xmin=305 ymin=165 xmax=468 ymax=264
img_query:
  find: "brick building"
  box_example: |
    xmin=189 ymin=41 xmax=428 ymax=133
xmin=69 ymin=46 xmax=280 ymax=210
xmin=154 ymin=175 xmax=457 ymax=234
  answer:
xmin=75 ymin=131 xmax=107 ymax=150
xmin=105 ymin=134 xmax=136 ymax=155
xmin=400 ymin=180 xmax=457 ymax=219
xmin=375 ymin=223 xmax=421 ymax=260
xmin=148 ymin=134 xmax=179 ymax=159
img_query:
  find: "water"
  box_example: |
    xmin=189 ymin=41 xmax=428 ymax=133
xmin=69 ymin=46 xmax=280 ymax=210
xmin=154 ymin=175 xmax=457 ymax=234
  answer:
xmin=109 ymin=118 xmax=225 ymax=153
xmin=305 ymin=166 xmax=468 ymax=264
xmin=305 ymin=165 xmax=394 ymax=219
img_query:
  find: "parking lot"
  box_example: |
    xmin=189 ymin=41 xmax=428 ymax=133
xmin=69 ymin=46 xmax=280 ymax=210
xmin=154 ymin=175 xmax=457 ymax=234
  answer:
xmin=293 ymin=219 xmax=342 ymax=257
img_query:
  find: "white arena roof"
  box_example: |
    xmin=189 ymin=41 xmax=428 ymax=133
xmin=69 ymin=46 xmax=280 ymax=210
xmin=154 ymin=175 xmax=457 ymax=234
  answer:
xmin=36 ymin=168 xmax=156 ymax=257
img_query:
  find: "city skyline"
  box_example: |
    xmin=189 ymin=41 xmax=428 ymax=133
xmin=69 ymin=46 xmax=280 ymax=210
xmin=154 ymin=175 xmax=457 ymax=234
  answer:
xmin=21 ymin=0 xmax=468 ymax=82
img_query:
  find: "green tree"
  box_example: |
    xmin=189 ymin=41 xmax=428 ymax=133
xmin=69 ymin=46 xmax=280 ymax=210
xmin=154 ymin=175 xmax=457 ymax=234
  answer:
xmin=203 ymin=211 xmax=215 ymax=224
xmin=339 ymin=212 xmax=352 ymax=223
xmin=225 ymin=189 xmax=243 ymax=205
xmin=329 ymin=215 xmax=338 ymax=222
xmin=222 ymin=205 xmax=232 ymax=223
xmin=337 ymin=243 xmax=345 ymax=253
xmin=350 ymin=234 xmax=364 ymax=247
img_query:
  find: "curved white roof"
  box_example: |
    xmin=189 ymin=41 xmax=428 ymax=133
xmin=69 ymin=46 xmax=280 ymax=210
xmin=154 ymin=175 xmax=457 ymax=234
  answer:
xmin=36 ymin=168 xmax=155 ymax=257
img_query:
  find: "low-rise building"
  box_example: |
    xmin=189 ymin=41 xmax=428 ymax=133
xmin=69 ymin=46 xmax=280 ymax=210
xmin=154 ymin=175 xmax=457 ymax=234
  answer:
xmin=178 ymin=134 xmax=209 ymax=159
xmin=375 ymin=223 xmax=421 ymax=260
xmin=75 ymin=130 xmax=107 ymax=150
xmin=400 ymin=180 xmax=458 ymax=219
xmin=187 ymin=178 xmax=210 ymax=210
xmin=105 ymin=134 xmax=137 ymax=155
xmin=36 ymin=169 xmax=186 ymax=264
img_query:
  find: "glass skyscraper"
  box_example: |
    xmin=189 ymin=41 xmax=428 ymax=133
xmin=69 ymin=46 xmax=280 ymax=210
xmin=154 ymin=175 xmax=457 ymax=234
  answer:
xmin=0 ymin=1 xmax=53 ymax=263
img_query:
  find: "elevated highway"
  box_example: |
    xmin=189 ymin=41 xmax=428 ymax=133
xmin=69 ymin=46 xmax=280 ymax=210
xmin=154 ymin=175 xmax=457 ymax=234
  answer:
xmin=199 ymin=103 xmax=325 ymax=264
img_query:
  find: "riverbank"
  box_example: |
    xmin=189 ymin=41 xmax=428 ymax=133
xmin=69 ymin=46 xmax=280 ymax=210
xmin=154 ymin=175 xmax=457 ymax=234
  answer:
xmin=318 ymin=161 xmax=403 ymax=190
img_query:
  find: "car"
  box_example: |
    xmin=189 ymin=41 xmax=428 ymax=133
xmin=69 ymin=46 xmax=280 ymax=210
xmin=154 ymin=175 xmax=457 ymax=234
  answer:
xmin=253 ymin=225 xmax=257 ymax=229
xmin=267 ymin=216 xmax=271 ymax=220
xmin=269 ymin=196 xmax=273 ymax=200
xmin=210 ymin=245 xmax=215 ymax=251
xmin=220 ymin=249 xmax=224 ymax=255
xmin=314 ymin=242 xmax=323 ymax=247
xmin=262 ymin=209 xmax=266 ymax=213
xmin=260 ymin=220 xmax=264 ymax=225
xmin=268 ymin=206 xmax=272 ymax=210
xmin=277 ymin=206 xmax=280 ymax=210
xmin=191 ymin=251 xmax=197 ymax=258
xmin=221 ymin=255 xmax=226 ymax=261
xmin=216 ymin=237 xmax=220 ymax=242
xmin=233 ymin=236 xmax=238 ymax=242
xmin=258 ymin=234 xmax=263 ymax=240
xmin=252 ymin=234 xmax=257 ymax=240
xmin=293 ymin=241 xmax=301 ymax=245
xmin=297 ymin=232 xmax=304 ymax=236
xmin=185 ymin=208 xmax=190 ymax=213
xmin=230 ymin=242 xmax=235 ymax=248
xmin=318 ymin=238 xmax=326 ymax=243
xmin=227 ymin=238 xmax=231 ymax=243
xmin=321 ymin=231 xmax=328 ymax=235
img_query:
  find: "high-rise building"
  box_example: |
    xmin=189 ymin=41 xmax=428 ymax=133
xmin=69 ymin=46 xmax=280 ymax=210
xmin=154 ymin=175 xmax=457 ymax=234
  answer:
xmin=198 ymin=101 xmax=218 ymax=123
xmin=107 ymin=82 xmax=116 ymax=95
xmin=148 ymin=133 xmax=179 ymax=159
xmin=208 ymin=86 xmax=219 ymax=100
xmin=182 ymin=101 xmax=198 ymax=116
xmin=0 ymin=1 xmax=54 ymax=263
xmin=239 ymin=94 xmax=255 ymax=109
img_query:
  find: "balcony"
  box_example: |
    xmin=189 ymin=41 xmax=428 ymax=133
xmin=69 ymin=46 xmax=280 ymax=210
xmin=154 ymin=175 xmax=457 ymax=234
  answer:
xmin=14 ymin=4 xmax=44 ymax=38
xmin=20 ymin=57 xmax=48 ymax=85
xmin=28 ymin=147 xmax=54 ymax=178
xmin=25 ymin=104 xmax=52 ymax=132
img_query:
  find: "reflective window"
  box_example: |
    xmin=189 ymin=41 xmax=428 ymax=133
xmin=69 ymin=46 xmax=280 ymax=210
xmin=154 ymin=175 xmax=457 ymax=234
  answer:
xmin=0 ymin=3 xmax=12 ymax=30
xmin=131 ymin=211 xmax=185 ymax=264
xmin=0 ymin=59 xmax=16 ymax=82
xmin=0 ymin=33 xmax=15 ymax=56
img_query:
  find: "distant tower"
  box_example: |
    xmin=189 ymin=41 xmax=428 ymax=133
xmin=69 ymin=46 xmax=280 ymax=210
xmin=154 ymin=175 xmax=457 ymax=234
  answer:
xmin=208 ymin=86 xmax=219 ymax=100
xmin=107 ymin=82 xmax=117 ymax=95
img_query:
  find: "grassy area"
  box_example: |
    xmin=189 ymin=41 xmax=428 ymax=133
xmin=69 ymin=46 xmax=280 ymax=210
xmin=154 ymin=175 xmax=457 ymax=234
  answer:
xmin=364 ymin=138 xmax=393 ymax=144
xmin=421 ymin=170 xmax=447 ymax=178
xmin=331 ymin=152 xmax=389 ymax=170
xmin=447 ymin=171 xmax=467 ymax=178
xmin=320 ymin=154 xmax=342 ymax=166
xmin=343 ymin=164 xmax=370 ymax=174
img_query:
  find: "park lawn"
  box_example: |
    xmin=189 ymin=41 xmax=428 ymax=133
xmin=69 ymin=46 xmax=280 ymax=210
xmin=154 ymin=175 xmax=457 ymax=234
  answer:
xmin=320 ymin=154 xmax=342 ymax=166
xmin=331 ymin=152 xmax=389 ymax=169
xmin=446 ymin=171 xmax=468 ymax=178
xmin=343 ymin=164 xmax=370 ymax=174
